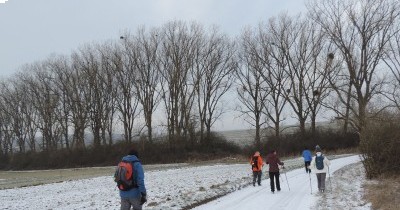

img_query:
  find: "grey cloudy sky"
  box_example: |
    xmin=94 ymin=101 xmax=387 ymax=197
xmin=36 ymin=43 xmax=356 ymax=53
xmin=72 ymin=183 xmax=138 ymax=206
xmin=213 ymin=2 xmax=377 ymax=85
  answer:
xmin=0 ymin=0 xmax=306 ymax=77
xmin=0 ymin=0 xmax=307 ymax=131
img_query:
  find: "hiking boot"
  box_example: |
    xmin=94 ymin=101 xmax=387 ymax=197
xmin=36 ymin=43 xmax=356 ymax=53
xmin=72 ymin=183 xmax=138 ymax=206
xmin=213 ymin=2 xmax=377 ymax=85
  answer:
xmin=253 ymin=183 xmax=255 ymax=187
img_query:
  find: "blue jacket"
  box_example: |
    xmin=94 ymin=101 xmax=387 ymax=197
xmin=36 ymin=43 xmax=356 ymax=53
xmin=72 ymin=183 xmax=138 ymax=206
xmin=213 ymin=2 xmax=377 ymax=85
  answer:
xmin=119 ymin=155 xmax=147 ymax=198
xmin=302 ymin=150 xmax=312 ymax=162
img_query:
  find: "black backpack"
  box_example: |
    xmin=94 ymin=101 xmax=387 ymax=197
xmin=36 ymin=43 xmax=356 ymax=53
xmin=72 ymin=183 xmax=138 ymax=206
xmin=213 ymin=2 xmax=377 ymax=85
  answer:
xmin=316 ymin=155 xmax=324 ymax=170
xmin=252 ymin=156 xmax=259 ymax=170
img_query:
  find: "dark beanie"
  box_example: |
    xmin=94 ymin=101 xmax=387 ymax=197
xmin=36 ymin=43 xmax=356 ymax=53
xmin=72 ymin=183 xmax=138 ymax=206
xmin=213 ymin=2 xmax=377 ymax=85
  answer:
xmin=315 ymin=145 xmax=322 ymax=152
xmin=128 ymin=148 xmax=139 ymax=158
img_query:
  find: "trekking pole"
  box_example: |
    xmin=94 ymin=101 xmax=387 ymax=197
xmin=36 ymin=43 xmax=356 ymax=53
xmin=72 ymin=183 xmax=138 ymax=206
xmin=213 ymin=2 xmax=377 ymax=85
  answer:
xmin=282 ymin=166 xmax=290 ymax=191
xmin=328 ymin=166 xmax=332 ymax=192
xmin=308 ymin=172 xmax=312 ymax=194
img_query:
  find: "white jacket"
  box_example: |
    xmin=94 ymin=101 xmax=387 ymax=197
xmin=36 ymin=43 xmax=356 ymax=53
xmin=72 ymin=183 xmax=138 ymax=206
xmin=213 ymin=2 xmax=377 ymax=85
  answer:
xmin=310 ymin=152 xmax=330 ymax=174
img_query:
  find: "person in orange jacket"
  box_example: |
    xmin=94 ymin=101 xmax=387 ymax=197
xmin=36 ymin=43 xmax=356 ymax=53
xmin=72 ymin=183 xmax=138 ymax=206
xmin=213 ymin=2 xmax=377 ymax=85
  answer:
xmin=250 ymin=151 xmax=263 ymax=186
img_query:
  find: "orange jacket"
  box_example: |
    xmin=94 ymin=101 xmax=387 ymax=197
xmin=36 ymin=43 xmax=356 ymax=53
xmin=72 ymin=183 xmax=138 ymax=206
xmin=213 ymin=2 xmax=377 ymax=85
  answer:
xmin=250 ymin=155 xmax=263 ymax=172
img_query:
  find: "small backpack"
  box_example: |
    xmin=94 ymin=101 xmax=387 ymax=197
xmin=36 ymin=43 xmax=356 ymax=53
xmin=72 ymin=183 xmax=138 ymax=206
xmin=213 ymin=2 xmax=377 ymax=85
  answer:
xmin=114 ymin=160 xmax=138 ymax=191
xmin=252 ymin=156 xmax=259 ymax=170
xmin=315 ymin=155 xmax=324 ymax=170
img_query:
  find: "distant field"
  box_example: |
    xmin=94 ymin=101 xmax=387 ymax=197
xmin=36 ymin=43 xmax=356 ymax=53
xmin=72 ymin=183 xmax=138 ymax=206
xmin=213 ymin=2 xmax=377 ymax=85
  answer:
xmin=0 ymin=163 xmax=190 ymax=190
xmin=217 ymin=121 xmax=341 ymax=147
xmin=0 ymin=158 xmax=246 ymax=190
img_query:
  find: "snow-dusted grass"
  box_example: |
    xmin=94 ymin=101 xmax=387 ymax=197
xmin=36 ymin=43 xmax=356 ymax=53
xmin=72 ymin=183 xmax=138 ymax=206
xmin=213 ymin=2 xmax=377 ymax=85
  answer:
xmin=0 ymin=154 xmax=357 ymax=210
xmin=312 ymin=162 xmax=371 ymax=210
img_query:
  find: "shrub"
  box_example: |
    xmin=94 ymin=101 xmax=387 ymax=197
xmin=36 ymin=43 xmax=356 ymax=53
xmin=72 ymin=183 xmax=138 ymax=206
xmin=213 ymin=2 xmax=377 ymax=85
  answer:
xmin=0 ymin=132 xmax=241 ymax=170
xmin=360 ymin=122 xmax=400 ymax=178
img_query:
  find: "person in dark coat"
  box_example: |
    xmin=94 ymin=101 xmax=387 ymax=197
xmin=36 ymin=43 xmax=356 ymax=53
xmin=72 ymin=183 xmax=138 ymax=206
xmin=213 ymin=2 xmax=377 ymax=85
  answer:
xmin=266 ymin=150 xmax=284 ymax=193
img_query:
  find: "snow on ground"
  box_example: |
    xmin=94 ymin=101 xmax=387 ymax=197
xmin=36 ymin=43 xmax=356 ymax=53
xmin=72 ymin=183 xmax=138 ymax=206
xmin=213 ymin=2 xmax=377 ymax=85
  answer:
xmin=0 ymin=164 xmax=259 ymax=210
xmin=0 ymin=155 xmax=362 ymax=210
xmin=194 ymin=155 xmax=367 ymax=210
xmin=312 ymin=162 xmax=371 ymax=210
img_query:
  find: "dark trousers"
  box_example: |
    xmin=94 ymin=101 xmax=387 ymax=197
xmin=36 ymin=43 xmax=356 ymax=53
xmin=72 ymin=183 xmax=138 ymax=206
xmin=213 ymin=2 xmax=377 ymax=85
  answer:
xmin=305 ymin=161 xmax=311 ymax=173
xmin=269 ymin=172 xmax=280 ymax=192
xmin=253 ymin=171 xmax=262 ymax=185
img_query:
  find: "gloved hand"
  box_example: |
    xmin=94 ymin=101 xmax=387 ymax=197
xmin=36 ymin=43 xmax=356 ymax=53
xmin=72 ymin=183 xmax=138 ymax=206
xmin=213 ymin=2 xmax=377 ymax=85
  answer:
xmin=140 ymin=193 xmax=147 ymax=205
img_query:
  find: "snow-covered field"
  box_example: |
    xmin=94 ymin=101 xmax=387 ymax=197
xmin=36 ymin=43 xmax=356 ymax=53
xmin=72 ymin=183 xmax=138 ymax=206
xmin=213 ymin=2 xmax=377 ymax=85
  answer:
xmin=0 ymin=155 xmax=367 ymax=210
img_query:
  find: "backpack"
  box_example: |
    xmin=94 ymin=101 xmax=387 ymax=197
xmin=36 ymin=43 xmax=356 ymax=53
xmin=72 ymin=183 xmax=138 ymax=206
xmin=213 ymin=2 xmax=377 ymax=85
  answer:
xmin=252 ymin=156 xmax=259 ymax=170
xmin=114 ymin=160 xmax=139 ymax=191
xmin=315 ymin=155 xmax=324 ymax=170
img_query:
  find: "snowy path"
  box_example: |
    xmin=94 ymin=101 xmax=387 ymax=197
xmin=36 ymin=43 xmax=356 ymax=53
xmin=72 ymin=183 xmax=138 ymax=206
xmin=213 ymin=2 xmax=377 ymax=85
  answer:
xmin=194 ymin=155 xmax=362 ymax=210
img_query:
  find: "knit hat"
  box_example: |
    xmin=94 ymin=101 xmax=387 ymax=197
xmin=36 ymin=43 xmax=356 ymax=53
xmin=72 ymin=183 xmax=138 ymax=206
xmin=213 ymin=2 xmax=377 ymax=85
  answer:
xmin=315 ymin=145 xmax=322 ymax=152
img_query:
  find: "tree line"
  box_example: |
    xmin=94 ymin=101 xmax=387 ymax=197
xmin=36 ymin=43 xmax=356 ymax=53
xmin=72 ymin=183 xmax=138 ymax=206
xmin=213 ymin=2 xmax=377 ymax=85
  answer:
xmin=1 ymin=0 xmax=400 ymax=157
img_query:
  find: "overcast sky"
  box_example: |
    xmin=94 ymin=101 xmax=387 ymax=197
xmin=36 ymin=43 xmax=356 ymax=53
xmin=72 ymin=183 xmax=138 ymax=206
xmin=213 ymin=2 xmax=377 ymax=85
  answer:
xmin=0 ymin=0 xmax=307 ymax=76
xmin=0 ymin=0 xmax=308 ymax=131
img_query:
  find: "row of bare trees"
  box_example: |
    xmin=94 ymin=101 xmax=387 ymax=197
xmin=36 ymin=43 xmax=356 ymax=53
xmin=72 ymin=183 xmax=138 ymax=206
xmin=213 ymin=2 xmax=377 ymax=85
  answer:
xmin=236 ymin=0 xmax=400 ymax=146
xmin=1 ymin=0 xmax=400 ymax=155
xmin=0 ymin=21 xmax=236 ymax=154
xmin=236 ymin=15 xmax=337 ymax=146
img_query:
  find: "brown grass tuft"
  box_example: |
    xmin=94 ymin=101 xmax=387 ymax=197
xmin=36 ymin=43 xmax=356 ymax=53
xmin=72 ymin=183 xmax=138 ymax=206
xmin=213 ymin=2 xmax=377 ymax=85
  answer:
xmin=365 ymin=175 xmax=400 ymax=210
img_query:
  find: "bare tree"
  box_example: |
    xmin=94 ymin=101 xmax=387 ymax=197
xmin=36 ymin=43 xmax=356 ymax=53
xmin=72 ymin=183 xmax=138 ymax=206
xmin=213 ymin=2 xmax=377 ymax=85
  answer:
xmin=268 ymin=14 xmax=330 ymax=136
xmin=0 ymin=84 xmax=14 ymax=155
xmin=383 ymin=25 xmax=400 ymax=111
xmin=249 ymin=22 xmax=290 ymax=138
xmin=50 ymin=56 xmax=72 ymax=149
xmin=194 ymin=27 xmax=236 ymax=143
xmin=159 ymin=21 xmax=201 ymax=144
xmin=98 ymin=42 xmax=119 ymax=146
xmin=125 ymin=27 xmax=162 ymax=143
xmin=308 ymin=0 xmax=400 ymax=136
xmin=236 ymin=27 xmax=270 ymax=146
xmin=68 ymin=52 xmax=92 ymax=149
xmin=75 ymin=44 xmax=105 ymax=148
xmin=22 ymin=63 xmax=61 ymax=151
xmin=118 ymin=37 xmax=141 ymax=143
xmin=323 ymin=54 xmax=356 ymax=133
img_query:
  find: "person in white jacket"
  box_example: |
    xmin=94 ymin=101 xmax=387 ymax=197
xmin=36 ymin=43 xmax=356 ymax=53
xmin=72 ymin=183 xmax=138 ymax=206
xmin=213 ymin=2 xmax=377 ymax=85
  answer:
xmin=310 ymin=145 xmax=330 ymax=192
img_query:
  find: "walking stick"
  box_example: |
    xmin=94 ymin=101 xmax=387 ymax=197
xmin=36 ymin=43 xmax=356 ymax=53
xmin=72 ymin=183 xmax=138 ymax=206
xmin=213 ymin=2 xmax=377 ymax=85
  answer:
xmin=328 ymin=166 xmax=332 ymax=192
xmin=281 ymin=166 xmax=290 ymax=191
xmin=308 ymin=172 xmax=312 ymax=194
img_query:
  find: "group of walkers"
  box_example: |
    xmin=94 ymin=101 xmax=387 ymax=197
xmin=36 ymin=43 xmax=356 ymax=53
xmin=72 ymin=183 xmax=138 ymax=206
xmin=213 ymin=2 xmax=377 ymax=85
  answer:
xmin=113 ymin=145 xmax=331 ymax=210
xmin=250 ymin=145 xmax=330 ymax=193
xmin=251 ymin=150 xmax=284 ymax=193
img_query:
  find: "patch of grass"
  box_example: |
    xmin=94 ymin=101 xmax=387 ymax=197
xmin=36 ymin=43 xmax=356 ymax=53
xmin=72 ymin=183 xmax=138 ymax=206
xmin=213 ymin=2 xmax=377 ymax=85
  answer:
xmin=365 ymin=175 xmax=400 ymax=210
